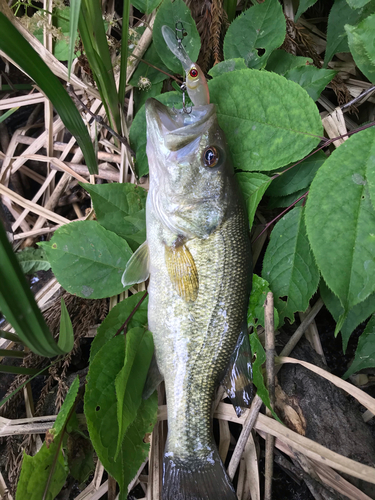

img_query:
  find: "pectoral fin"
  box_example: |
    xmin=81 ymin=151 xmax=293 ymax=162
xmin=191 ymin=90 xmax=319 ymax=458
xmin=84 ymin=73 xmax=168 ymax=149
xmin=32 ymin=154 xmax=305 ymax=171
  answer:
xmin=121 ymin=240 xmax=150 ymax=287
xmin=165 ymin=243 xmax=199 ymax=303
xmin=143 ymin=353 xmax=164 ymax=399
xmin=221 ymin=327 xmax=253 ymax=417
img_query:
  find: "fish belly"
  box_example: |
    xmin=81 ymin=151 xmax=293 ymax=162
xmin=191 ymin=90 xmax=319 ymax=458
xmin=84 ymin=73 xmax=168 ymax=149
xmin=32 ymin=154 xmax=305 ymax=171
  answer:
xmin=147 ymin=204 xmax=251 ymax=499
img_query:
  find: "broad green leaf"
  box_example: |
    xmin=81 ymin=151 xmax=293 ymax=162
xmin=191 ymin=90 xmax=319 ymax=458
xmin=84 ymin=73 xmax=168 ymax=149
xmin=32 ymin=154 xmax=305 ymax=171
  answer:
xmin=343 ymin=315 xmax=375 ymax=378
xmin=133 ymin=82 xmax=163 ymax=117
xmin=223 ymin=0 xmax=286 ymax=70
xmin=82 ymin=183 xmax=147 ymax=251
xmin=267 ymin=150 xmax=326 ymax=197
xmin=262 ymin=206 xmax=319 ymax=323
xmin=346 ymin=14 xmax=375 ymax=84
xmin=58 ymin=298 xmax=74 ymax=353
xmin=295 ymin=0 xmax=319 ymax=21
xmin=40 ymin=221 xmax=132 ymax=299
xmin=90 ymin=292 xmax=148 ymax=362
xmin=324 ymin=0 xmax=375 ymax=67
xmin=208 ymin=58 xmax=247 ymax=78
xmin=115 ymin=328 xmax=154 ymax=458
xmin=346 ymin=0 xmax=372 ymax=7
xmin=236 ymin=172 xmax=271 ymax=228
xmin=131 ymin=0 xmax=162 ymax=14
xmin=305 ymin=127 xmax=375 ymax=316
xmin=320 ymin=279 xmax=375 ymax=352
xmin=153 ymin=0 xmax=201 ymax=74
xmin=16 ymin=377 xmax=79 ymax=500
xmin=0 ymin=12 xmax=97 ymax=174
xmin=66 ymin=431 xmax=94 ymax=483
xmin=208 ymin=70 xmax=323 ymax=172
xmin=0 ymin=222 xmax=72 ymax=357
xmin=129 ymin=91 xmax=188 ymax=177
xmin=284 ymin=66 xmax=337 ymax=101
xmin=85 ymin=335 xmax=157 ymax=496
xmin=265 ymin=49 xmax=313 ymax=75
xmin=247 ymin=274 xmax=279 ymax=329
xmin=16 ymin=247 xmax=51 ymax=274
xmin=129 ymin=42 xmax=170 ymax=87
xmin=249 ymin=330 xmax=281 ymax=422
xmin=267 ymin=189 xmax=307 ymax=209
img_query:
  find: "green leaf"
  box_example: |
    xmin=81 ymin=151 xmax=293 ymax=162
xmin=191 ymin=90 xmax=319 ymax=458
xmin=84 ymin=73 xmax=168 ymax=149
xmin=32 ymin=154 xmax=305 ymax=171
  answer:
xmin=208 ymin=58 xmax=247 ymax=78
xmin=345 ymin=14 xmax=375 ymax=84
xmin=118 ymin=0 xmax=131 ymax=106
xmin=133 ymin=82 xmax=163 ymax=117
xmin=267 ymin=150 xmax=326 ymax=197
xmin=0 ymin=365 xmax=40 ymax=375
xmin=320 ymin=279 xmax=375 ymax=352
xmin=0 ymin=222 xmax=72 ymax=358
xmin=305 ymin=127 xmax=375 ymax=315
xmin=0 ymin=12 xmax=97 ymax=174
xmin=82 ymin=183 xmax=147 ymax=251
xmin=0 ymin=331 xmax=21 ymax=343
xmin=0 ymin=349 xmax=26 ymax=358
xmin=131 ymin=0 xmax=162 ymax=14
xmin=343 ymin=315 xmax=375 ymax=378
xmin=223 ymin=0 xmax=286 ymax=69
xmin=262 ymin=206 xmax=320 ymax=323
xmin=67 ymin=431 xmax=94 ymax=483
xmin=324 ymin=0 xmax=375 ymax=67
xmin=68 ymin=1 xmax=81 ymax=77
xmin=57 ymin=298 xmax=74 ymax=353
xmin=90 ymin=291 xmax=148 ymax=362
xmin=129 ymin=91 xmax=189 ymax=177
xmin=153 ymin=0 xmax=201 ymax=74
xmin=115 ymin=328 xmax=154 ymax=458
xmin=16 ymin=377 xmax=79 ymax=500
xmin=16 ymin=247 xmax=51 ymax=274
xmin=346 ymin=0 xmax=372 ymax=7
xmin=208 ymin=70 xmax=323 ymax=172
xmin=284 ymin=66 xmax=337 ymax=101
xmin=247 ymin=274 xmax=279 ymax=329
xmin=129 ymin=42 xmax=170 ymax=87
xmin=40 ymin=221 xmax=133 ymax=299
xmin=265 ymin=49 xmax=313 ymax=76
xmin=54 ymin=377 xmax=80 ymax=434
xmin=236 ymin=172 xmax=271 ymax=228
xmin=267 ymin=189 xmax=307 ymax=209
xmin=249 ymin=330 xmax=281 ymax=422
xmin=295 ymin=0 xmax=319 ymax=21
xmin=85 ymin=335 xmax=157 ymax=495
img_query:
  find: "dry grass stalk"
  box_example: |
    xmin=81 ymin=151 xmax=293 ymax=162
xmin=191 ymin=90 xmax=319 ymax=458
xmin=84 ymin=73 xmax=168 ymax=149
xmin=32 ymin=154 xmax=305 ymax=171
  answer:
xmin=264 ymin=292 xmax=275 ymax=500
xmin=210 ymin=0 xmax=224 ymax=66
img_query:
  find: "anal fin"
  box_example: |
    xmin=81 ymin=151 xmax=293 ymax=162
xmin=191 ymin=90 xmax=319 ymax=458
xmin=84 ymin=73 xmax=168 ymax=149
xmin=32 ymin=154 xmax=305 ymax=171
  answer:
xmin=121 ymin=240 xmax=149 ymax=287
xmin=221 ymin=326 xmax=253 ymax=417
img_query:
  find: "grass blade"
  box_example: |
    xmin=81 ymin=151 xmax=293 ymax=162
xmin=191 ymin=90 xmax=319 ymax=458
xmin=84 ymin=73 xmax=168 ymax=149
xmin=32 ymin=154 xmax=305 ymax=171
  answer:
xmin=0 ymin=106 xmax=19 ymax=123
xmin=0 ymin=222 xmax=73 ymax=358
xmin=68 ymin=0 xmax=82 ymax=79
xmin=0 ymin=12 xmax=97 ymax=174
xmin=0 ymin=349 xmax=27 ymax=358
xmin=118 ymin=0 xmax=130 ymax=106
xmin=0 ymin=365 xmax=40 ymax=375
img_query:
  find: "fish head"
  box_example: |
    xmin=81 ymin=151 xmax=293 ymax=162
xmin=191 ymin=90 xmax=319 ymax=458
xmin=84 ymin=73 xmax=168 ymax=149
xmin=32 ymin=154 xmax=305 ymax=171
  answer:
xmin=146 ymin=97 xmax=238 ymax=239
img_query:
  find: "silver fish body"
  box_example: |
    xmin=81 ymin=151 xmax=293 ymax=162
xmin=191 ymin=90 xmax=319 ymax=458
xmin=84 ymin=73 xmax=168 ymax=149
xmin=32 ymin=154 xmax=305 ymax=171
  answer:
xmin=145 ymin=98 xmax=252 ymax=499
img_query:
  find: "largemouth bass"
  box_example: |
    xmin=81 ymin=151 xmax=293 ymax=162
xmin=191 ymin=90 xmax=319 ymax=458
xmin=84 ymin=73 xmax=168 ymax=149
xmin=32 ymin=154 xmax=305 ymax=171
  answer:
xmin=123 ymin=96 xmax=252 ymax=498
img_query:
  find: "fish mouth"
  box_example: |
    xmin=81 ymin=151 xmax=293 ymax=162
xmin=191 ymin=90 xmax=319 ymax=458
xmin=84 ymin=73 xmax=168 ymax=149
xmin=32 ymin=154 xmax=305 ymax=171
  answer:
xmin=145 ymin=98 xmax=216 ymax=151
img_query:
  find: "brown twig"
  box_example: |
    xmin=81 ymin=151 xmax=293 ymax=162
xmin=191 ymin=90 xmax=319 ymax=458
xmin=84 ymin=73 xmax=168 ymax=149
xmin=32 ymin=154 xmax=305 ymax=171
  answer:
xmin=115 ymin=290 xmax=148 ymax=337
xmin=264 ymin=292 xmax=275 ymax=500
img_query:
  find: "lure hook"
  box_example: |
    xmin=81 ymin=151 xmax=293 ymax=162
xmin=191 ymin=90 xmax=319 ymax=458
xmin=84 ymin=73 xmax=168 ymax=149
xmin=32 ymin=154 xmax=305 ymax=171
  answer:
xmin=180 ymin=83 xmax=192 ymax=114
xmin=175 ymin=21 xmax=187 ymax=49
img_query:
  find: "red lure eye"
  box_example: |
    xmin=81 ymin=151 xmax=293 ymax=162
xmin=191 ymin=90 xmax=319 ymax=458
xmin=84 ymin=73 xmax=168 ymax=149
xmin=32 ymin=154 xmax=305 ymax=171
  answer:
xmin=189 ymin=68 xmax=198 ymax=78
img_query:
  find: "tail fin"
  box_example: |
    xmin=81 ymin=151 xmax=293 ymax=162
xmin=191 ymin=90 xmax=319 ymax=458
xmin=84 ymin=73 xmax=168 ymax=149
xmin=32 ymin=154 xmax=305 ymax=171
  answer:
xmin=162 ymin=449 xmax=237 ymax=500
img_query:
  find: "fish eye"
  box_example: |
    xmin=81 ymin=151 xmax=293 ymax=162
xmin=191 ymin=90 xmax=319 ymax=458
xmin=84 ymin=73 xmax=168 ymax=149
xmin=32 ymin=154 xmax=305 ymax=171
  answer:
xmin=203 ymin=146 xmax=219 ymax=168
xmin=189 ymin=67 xmax=199 ymax=79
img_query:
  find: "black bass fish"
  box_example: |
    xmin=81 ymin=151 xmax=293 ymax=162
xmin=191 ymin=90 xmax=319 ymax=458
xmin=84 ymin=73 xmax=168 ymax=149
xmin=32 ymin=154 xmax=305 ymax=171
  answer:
xmin=123 ymin=94 xmax=253 ymax=498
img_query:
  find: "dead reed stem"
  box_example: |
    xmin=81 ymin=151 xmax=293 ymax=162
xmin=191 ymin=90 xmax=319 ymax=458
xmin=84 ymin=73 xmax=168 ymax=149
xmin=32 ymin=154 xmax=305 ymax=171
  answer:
xmin=264 ymin=292 xmax=275 ymax=500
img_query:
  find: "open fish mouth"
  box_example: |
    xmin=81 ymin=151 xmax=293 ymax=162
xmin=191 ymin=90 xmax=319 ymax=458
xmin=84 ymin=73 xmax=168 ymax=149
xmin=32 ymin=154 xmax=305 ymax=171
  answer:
xmin=145 ymin=98 xmax=216 ymax=151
